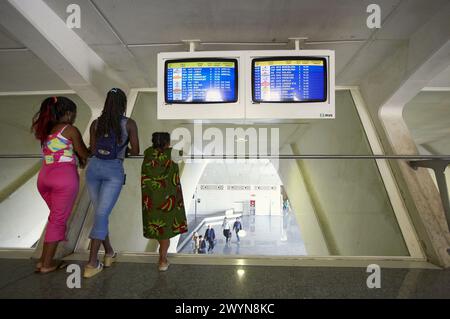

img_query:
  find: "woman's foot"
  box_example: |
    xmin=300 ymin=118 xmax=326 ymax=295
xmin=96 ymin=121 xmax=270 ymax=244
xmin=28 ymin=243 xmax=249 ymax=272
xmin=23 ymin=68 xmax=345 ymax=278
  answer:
xmin=83 ymin=261 xmax=104 ymax=278
xmin=158 ymin=258 xmax=170 ymax=271
xmin=158 ymin=262 xmax=170 ymax=272
xmin=35 ymin=261 xmax=42 ymax=273
xmin=38 ymin=261 xmax=66 ymax=274
xmin=103 ymin=252 xmax=117 ymax=268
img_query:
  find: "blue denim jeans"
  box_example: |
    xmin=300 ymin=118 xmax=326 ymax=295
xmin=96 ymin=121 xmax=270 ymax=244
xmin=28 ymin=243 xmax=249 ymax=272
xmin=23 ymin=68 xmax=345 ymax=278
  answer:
xmin=86 ymin=157 xmax=124 ymax=240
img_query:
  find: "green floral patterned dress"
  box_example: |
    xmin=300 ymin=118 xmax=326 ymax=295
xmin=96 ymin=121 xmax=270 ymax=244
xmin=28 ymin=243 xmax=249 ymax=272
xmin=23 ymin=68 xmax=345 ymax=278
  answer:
xmin=141 ymin=147 xmax=187 ymax=239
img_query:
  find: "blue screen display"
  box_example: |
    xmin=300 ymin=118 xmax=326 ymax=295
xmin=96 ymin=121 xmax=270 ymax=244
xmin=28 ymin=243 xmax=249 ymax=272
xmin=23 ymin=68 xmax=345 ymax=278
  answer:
xmin=253 ymin=58 xmax=327 ymax=102
xmin=165 ymin=60 xmax=237 ymax=103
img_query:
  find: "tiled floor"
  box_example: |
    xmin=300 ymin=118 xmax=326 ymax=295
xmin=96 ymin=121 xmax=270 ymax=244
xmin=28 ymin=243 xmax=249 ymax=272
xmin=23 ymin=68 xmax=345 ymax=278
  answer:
xmin=1 ymin=258 xmax=449 ymax=298
xmin=179 ymin=213 xmax=307 ymax=255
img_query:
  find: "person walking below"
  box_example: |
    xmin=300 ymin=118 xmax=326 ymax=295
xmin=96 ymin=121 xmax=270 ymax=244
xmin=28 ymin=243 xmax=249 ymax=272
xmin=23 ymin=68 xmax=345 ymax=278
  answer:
xmin=141 ymin=132 xmax=188 ymax=271
xmin=32 ymin=96 xmax=89 ymax=273
xmin=192 ymin=232 xmax=200 ymax=254
xmin=222 ymin=217 xmax=231 ymax=244
xmin=84 ymin=88 xmax=140 ymax=278
xmin=233 ymin=217 xmax=243 ymax=242
xmin=198 ymin=236 xmax=207 ymax=254
xmin=204 ymin=225 xmax=216 ymax=252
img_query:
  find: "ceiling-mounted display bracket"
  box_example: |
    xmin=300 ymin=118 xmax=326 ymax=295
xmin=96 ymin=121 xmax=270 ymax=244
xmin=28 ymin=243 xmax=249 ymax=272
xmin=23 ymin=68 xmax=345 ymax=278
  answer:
xmin=288 ymin=37 xmax=308 ymax=50
xmin=182 ymin=39 xmax=201 ymax=52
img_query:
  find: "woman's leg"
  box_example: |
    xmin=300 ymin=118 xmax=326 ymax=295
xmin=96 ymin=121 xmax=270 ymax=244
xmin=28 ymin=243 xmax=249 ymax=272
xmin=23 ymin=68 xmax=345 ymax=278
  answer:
xmin=41 ymin=242 xmax=58 ymax=269
xmin=37 ymin=243 xmax=47 ymax=268
xmin=86 ymin=162 xmax=103 ymax=267
xmin=102 ymin=235 xmax=114 ymax=256
xmin=88 ymin=161 xmax=124 ymax=266
xmin=87 ymin=239 xmax=103 ymax=267
xmin=158 ymin=239 xmax=170 ymax=264
xmin=39 ymin=165 xmax=79 ymax=271
xmin=36 ymin=168 xmax=50 ymax=269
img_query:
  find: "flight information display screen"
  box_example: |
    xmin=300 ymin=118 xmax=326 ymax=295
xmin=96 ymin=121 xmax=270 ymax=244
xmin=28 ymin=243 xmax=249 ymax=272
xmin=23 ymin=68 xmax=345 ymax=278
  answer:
xmin=252 ymin=57 xmax=327 ymax=103
xmin=165 ymin=59 xmax=238 ymax=103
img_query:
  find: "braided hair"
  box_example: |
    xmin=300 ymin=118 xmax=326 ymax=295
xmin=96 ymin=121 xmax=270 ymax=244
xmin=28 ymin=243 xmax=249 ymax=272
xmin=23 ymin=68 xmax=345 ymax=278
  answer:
xmin=31 ymin=96 xmax=77 ymax=146
xmin=96 ymin=88 xmax=127 ymax=143
xmin=152 ymin=132 xmax=170 ymax=151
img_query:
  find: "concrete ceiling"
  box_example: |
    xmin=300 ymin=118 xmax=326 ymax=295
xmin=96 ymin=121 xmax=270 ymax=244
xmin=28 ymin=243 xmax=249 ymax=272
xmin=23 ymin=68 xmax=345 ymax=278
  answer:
xmin=0 ymin=25 xmax=23 ymax=49
xmin=0 ymin=0 xmax=448 ymax=156
xmin=0 ymin=50 xmax=69 ymax=91
xmin=0 ymin=23 xmax=68 ymax=91
xmin=0 ymin=0 xmax=448 ymax=91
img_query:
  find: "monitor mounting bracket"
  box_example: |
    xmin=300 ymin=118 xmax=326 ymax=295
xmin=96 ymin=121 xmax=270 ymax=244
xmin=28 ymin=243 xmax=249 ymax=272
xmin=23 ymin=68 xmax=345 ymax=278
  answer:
xmin=288 ymin=37 xmax=308 ymax=50
xmin=182 ymin=39 xmax=201 ymax=52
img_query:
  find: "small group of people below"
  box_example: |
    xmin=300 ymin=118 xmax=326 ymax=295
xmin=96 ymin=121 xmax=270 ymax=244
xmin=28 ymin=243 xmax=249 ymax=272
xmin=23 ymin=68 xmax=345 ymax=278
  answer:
xmin=190 ymin=217 xmax=243 ymax=254
xmin=222 ymin=217 xmax=243 ymax=244
xmin=31 ymin=88 xmax=187 ymax=278
xmin=191 ymin=224 xmax=216 ymax=254
xmin=191 ymin=233 xmax=206 ymax=254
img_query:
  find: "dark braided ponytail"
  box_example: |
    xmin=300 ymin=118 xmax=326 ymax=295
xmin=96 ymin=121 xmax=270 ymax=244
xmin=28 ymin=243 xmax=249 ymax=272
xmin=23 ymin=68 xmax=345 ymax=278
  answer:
xmin=152 ymin=132 xmax=170 ymax=151
xmin=96 ymin=88 xmax=127 ymax=143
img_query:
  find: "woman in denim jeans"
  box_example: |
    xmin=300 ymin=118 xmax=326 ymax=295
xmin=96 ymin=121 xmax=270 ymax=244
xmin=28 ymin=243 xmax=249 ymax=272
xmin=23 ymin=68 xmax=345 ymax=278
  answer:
xmin=84 ymin=88 xmax=139 ymax=278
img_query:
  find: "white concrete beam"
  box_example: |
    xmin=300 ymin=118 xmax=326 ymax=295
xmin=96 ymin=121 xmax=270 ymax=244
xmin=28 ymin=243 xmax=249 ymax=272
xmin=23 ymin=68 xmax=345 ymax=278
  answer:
xmin=360 ymin=2 xmax=450 ymax=116
xmin=358 ymin=2 xmax=450 ymax=267
xmin=0 ymin=0 xmax=129 ymax=118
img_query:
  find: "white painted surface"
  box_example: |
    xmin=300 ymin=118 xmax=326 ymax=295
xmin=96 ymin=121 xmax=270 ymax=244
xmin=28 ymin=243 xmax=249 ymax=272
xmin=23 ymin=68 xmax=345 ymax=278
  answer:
xmin=0 ymin=175 xmax=48 ymax=248
xmin=277 ymin=145 xmax=329 ymax=255
xmin=284 ymin=91 xmax=409 ymax=256
xmin=195 ymin=184 xmax=281 ymax=216
xmin=351 ymin=88 xmax=423 ymax=258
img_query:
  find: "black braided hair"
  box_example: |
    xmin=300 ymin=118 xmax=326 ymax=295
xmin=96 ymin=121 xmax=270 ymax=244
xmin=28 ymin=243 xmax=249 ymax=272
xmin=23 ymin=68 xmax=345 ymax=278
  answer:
xmin=152 ymin=132 xmax=170 ymax=151
xmin=96 ymin=88 xmax=127 ymax=143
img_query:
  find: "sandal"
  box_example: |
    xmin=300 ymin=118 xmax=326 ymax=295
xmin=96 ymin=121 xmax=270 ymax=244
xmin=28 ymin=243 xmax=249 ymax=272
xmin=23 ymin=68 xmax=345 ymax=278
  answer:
xmin=38 ymin=261 xmax=67 ymax=274
xmin=158 ymin=262 xmax=170 ymax=272
xmin=34 ymin=261 xmax=42 ymax=273
xmin=83 ymin=262 xmax=104 ymax=279
xmin=104 ymin=252 xmax=117 ymax=268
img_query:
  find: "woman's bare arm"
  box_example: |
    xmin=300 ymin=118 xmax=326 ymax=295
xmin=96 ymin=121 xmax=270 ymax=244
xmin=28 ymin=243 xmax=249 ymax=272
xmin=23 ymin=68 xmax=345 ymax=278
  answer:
xmin=126 ymin=119 xmax=140 ymax=156
xmin=63 ymin=125 xmax=89 ymax=167
xmin=89 ymin=120 xmax=96 ymax=154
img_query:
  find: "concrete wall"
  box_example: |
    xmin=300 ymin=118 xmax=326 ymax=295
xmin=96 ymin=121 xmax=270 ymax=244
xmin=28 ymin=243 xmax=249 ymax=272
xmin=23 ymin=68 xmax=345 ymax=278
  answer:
xmin=195 ymin=184 xmax=281 ymax=216
xmin=359 ymin=14 xmax=450 ymax=265
xmin=277 ymin=146 xmax=329 ymax=256
xmin=280 ymin=91 xmax=408 ymax=256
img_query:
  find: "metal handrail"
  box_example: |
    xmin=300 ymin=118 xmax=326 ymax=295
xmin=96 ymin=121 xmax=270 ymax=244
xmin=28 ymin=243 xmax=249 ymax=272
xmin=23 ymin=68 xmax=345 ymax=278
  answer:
xmin=1 ymin=153 xmax=449 ymax=251
xmin=1 ymin=154 xmax=450 ymax=160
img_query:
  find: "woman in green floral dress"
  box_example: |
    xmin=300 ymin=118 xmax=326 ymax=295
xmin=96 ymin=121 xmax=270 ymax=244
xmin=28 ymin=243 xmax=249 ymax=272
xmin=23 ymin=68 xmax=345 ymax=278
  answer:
xmin=141 ymin=132 xmax=187 ymax=271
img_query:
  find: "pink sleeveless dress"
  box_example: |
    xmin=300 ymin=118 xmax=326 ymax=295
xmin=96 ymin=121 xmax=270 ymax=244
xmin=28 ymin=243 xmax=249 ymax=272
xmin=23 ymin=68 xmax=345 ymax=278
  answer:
xmin=37 ymin=126 xmax=79 ymax=243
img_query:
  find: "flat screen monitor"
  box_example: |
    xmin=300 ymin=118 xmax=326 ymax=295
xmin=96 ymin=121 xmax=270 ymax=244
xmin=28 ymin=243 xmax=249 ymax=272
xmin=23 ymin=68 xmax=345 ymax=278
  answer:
xmin=252 ymin=57 xmax=327 ymax=103
xmin=165 ymin=58 xmax=238 ymax=104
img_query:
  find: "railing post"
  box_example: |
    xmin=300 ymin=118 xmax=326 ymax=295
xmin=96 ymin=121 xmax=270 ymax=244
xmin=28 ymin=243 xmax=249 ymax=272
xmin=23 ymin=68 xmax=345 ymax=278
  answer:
xmin=409 ymin=159 xmax=450 ymax=254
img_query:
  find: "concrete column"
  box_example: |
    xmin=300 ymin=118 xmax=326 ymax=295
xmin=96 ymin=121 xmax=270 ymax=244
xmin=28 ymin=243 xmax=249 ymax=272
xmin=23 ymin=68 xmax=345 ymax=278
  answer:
xmin=359 ymin=3 xmax=450 ymax=267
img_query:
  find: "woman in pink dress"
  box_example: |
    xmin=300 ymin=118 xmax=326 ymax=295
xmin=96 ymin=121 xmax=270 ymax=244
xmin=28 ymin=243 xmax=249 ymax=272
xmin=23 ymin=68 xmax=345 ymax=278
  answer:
xmin=32 ymin=96 xmax=89 ymax=273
